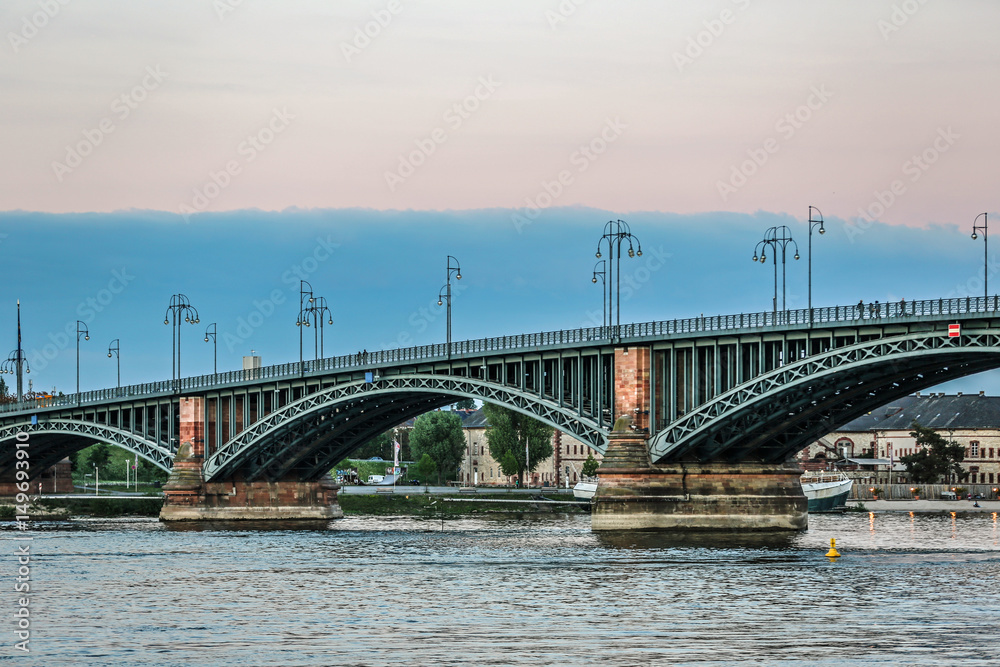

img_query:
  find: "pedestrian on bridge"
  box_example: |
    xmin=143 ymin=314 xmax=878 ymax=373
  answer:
xmin=857 ymin=299 xmax=864 ymax=318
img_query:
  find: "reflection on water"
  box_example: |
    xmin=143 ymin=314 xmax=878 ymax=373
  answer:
xmin=3 ymin=512 xmax=999 ymax=666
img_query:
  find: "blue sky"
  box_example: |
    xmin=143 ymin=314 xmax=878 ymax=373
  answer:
xmin=2 ymin=208 xmax=997 ymax=395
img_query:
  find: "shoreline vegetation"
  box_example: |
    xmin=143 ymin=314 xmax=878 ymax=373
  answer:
xmin=0 ymin=491 xmax=588 ymax=520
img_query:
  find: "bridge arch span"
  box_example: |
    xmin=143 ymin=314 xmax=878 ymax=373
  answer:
xmin=203 ymin=374 xmax=607 ymax=482
xmin=0 ymin=419 xmax=174 ymax=477
xmin=650 ymin=330 xmax=1000 ymax=464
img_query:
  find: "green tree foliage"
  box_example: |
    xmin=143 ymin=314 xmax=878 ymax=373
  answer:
xmin=454 ymin=398 xmax=476 ymax=410
xmin=481 ymin=403 xmax=554 ymax=486
xmin=86 ymin=443 xmax=112 ymax=471
xmin=415 ymin=453 xmax=437 ymax=490
xmin=409 ymin=411 xmax=465 ymax=485
xmin=900 ymin=421 xmax=968 ymax=484
xmin=352 ymin=430 xmax=393 ymax=460
xmin=582 ymin=453 xmax=599 ymax=478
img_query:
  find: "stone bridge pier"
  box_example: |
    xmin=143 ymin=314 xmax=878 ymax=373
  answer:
xmin=160 ymin=397 xmax=343 ymax=521
xmin=592 ymin=348 xmax=807 ymax=531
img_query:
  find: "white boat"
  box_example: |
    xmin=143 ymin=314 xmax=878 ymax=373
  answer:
xmin=573 ymin=480 xmax=597 ymax=500
xmin=801 ymin=471 xmax=853 ymax=512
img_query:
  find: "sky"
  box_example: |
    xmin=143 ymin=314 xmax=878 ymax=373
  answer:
xmin=1 ymin=1 xmax=999 ymax=396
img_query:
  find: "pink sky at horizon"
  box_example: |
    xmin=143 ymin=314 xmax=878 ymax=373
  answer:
xmin=1 ymin=0 xmax=997 ymax=228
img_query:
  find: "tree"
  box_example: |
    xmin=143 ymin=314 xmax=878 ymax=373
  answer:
xmin=481 ymin=403 xmax=554 ymax=487
xmin=86 ymin=443 xmax=112 ymax=471
xmin=415 ymin=453 xmax=437 ymax=491
xmin=409 ymin=411 xmax=465 ymax=485
xmin=351 ymin=430 xmax=393 ymax=460
xmin=582 ymin=453 xmax=599 ymax=478
xmin=900 ymin=421 xmax=968 ymax=484
xmin=454 ymin=398 xmax=476 ymax=410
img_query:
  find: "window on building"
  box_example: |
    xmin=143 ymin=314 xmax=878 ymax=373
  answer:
xmin=971 ymin=472 xmax=977 ymax=483
xmin=990 ymin=473 xmax=994 ymax=484
xmin=989 ymin=448 xmax=994 ymax=459
xmin=970 ymin=441 xmax=980 ymax=458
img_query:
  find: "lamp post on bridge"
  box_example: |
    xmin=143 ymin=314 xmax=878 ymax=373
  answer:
xmin=107 ymin=339 xmax=120 ymax=389
xmin=971 ymin=212 xmax=988 ymax=302
xmin=203 ymin=323 xmax=217 ymax=375
xmin=437 ymin=255 xmax=462 ymax=359
xmin=76 ymin=320 xmax=89 ymax=403
xmin=752 ymin=225 xmax=799 ymax=313
xmin=807 ymin=206 xmax=825 ymax=323
xmin=1 ymin=301 xmax=30 ymax=403
xmin=303 ymin=296 xmax=334 ymax=360
xmin=296 ymin=280 xmax=314 ymax=375
xmin=594 ymin=219 xmax=642 ymax=336
xmin=591 ymin=260 xmax=607 ymax=328
xmin=163 ymin=294 xmax=199 ymax=392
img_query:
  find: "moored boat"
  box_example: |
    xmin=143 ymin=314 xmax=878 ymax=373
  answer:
xmin=801 ymin=471 xmax=853 ymax=512
xmin=572 ymin=480 xmax=597 ymax=500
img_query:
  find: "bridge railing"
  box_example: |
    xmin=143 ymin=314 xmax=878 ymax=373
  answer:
xmin=3 ymin=295 xmax=997 ymax=415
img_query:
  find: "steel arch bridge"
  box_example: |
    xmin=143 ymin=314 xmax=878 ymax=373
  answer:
xmin=2 ymin=296 xmax=999 ymax=483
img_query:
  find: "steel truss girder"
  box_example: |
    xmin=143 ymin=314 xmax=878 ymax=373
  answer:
xmin=0 ymin=419 xmax=174 ymax=476
xmin=650 ymin=331 xmax=1000 ymax=463
xmin=203 ymin=374 xmax=606 ymax=482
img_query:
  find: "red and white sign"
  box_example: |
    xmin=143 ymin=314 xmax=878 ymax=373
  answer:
xmin=948 ymin=323 xmax=961 ymax=337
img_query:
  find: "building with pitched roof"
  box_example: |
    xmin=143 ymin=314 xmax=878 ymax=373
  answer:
xmin=799 ymin=391 xmax=1000 ymax=486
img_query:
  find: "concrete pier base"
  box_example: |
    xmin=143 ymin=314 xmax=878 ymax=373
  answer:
xmin=592 ymin=420 xmax=807 ymax=531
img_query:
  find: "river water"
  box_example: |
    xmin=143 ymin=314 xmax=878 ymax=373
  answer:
xmin=4 ymin=511 xmax=999 ymax=666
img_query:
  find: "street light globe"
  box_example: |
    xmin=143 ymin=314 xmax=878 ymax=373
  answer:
xmin=760 ymin=255 xmax=766 ymax=263
xmin=628 ymin=249 xmax=634 ymax=258
xmin=595 ymin=251 xmax=601 ymax=259
xmin=164 ymin=319 xmax=169 ymax=325
xmin=752 ymin=254 xmax=758 ymax=262
xmin=637 ymin=249 xmax=642 ymax=257
xmin=592 ymin=277 xmax=598 ymax=283
xmin=108 ymin=352 xmax=112 ymax=358
xmin=85 ymin=335 xmax=89 ymax=341
xmin=794 ymin=252 xmax=800 ymax=260
xmin=204 ymin=337 xmax=209 ymax=342
xmin=972 ymin=232 xmax=978 ymax=240
xmin=819 ymin=227 xmax=826 ymax=235
xmin=328 ymin=318 xmax=333 ymax=325
xmin=437 ymin=300 xmax=443 ymax=306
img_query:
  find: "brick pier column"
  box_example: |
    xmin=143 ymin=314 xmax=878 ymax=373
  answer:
xmin=593 ymin=416 xmax=807 ymax=531
xmin=160 ymin=396 xmax=343 ymax=521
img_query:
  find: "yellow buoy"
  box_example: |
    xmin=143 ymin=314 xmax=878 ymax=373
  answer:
xmin=825 ymin=537 xmax=841 ymax=558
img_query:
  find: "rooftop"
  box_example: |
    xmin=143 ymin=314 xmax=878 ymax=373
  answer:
xmin=838 ymin=392 xmax=1000 ymax=431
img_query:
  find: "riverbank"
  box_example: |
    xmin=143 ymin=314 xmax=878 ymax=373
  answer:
xmin=1 ymin=492 xmax=586 ymax=519
xmin=848 ymin=498 xmax=999 ymax=513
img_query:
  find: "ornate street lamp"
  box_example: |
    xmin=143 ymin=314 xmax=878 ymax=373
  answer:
xmin=203 ymin=323 xmax=217 ymax=375
xmin=591 ymin=260 xmax=607 ymax=329
xmin=107 ymin=339 xmax=120 ymax=389
xmin=752 ymin=226 xmax=799 ymax=312
xmin=594 ymin=219 xmax=642 ymax=334
xmin=972 ymin=213 xmax=988 ymax=302
xmin=1 ymin=300 xmax=29 ymax=403
xmin=303 ymin=296 xmax=333 ymax=360
xmin=296 ymin=280 xmax=314 ymax=375
xmin=76 ymin=320 xmax=89 ymax=402
xmin=163 ymin=294 xmax=199 ymax=391
xmin=807 ymin=206 xmax=825 ymax=322
xmin=437 ymin=255 xmax=462 ymax=358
